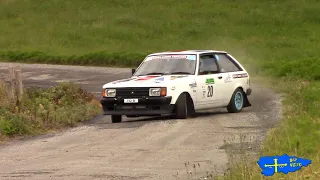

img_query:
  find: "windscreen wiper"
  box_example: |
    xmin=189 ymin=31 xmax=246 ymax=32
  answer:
xmin=139 ymin=72 xmax=165 ymax=76
xmin=168 ymin=72 xmax=192 ymax=75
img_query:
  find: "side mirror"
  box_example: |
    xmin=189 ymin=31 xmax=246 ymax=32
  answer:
xmin=131 ymin=68 xmax=136 ymax=75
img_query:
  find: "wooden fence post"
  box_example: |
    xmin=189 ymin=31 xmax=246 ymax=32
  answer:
xmin=6 ymin=67 xmax=14 ymax=100
xmin=3 ymin=66 xmax=23 ymax=101
xmin=14 ymin=66 xmax=23 ymax=100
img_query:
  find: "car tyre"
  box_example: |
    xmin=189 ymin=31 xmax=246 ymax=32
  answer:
xmin=111 ymin=115 xmax=122 ymax=123
xmin=227 ymin=88 xmax=244 ymax=113
xmin=175 ymin=93 xmax=195 ymax=119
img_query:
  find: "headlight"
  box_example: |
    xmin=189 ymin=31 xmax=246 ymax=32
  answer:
xmin=103 ymin=89 xmax=116 ymax=97
xmin=149 ymin=87 xmax=166 ymax=96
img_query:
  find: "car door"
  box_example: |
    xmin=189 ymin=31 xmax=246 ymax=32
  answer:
xmin=195 ymin=54 xmax=225 ymax=110
xmin=213 ymin=53 xmax=246 ymax=106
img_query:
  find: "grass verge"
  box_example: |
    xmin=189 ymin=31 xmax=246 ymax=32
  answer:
xmin=213 ymin=77 xmax=320 ymax=180
xmin=0 ymin=82 xmax=101 ymax=140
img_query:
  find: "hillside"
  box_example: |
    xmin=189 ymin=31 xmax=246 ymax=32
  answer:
xmin=0 ymin=0 xmax=319 ymax=79
xmin=0 ymin=0 xmax=319 ymax=179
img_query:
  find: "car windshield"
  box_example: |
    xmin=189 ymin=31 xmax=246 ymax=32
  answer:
xmin=133 ymin=54 xmax=197 ymax=76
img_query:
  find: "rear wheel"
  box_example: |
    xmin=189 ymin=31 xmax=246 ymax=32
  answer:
xmin=111 ymin=115 xmax=122 ymax=123
xmin=227 ymin=88 xmax=244 ymax=113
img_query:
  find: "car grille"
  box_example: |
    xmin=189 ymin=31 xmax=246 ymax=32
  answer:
xmin=116 ymin=87 xmax=150 ymax=97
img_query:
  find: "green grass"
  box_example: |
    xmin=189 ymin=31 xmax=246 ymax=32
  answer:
xmin=213 ymin=78 xmax=320 ymax=180
xmin=0 ymin=0 xmax=320 ymax=178
xmin=0 ymin=0 xmax=320 ymax=76
xmin=0 ymin=82 xmax=100 ymax=140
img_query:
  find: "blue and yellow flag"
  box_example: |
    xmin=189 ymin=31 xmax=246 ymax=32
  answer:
xmin=257 ymin=154 xmax=311 ymax=176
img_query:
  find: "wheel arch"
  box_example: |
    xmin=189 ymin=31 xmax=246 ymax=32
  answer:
xmin=234 ymin=86 xmax=251 ymax=108
xmin=175 ymin=91 xmax=195 ymax=106
xmin=237 ymin=86 xmax=244 ymax=92
xmin=172 ymin=91 xmax=196 ymax=116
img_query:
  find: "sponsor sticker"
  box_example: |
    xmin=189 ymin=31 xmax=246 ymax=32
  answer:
xmin=154 ymin=77 xmax=164 ymax=81
xmin=170 ymin=75 xmax=188 ymax=80
xmin=186 ymin=55 xmax=196 ymax=60
xmin=202 ymin=89 xmax=206 ymax=98
xmin=224 ymin=74 xmax=232 ymax=83
xmin=232 ymin=73 xmax=248 ymax=79
xmin=146 ymin=55 xmax=196 ymax=61
xmin=205 ymin=78 xmax=215 ymax=84
xmin=154 ymin=77 xmax=165 ymax=83
xmin=189 ymin=82 xmax=197 ymax=87
xmin=151 ymin=55 xmax=187 ymax=60
xmin=135 ymin=76 xmax=159 ymax=81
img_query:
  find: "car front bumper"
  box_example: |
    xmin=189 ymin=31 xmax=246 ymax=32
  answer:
xmin=100 ymin=96 xmax=174 ymax=116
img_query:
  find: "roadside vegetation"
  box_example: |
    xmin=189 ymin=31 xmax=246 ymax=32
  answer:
xmin=214 ymin=79 xmax=320 ymax=180
xmin=0 ymin=82 xmax=100 ymax=140
xmin=0 ymin=0 xmax=319 ymax=179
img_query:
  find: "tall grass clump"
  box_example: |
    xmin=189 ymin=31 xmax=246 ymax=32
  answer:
xmin=0 ymin=81 xmax=100 ymax=138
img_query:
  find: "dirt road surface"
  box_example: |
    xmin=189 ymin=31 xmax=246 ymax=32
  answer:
xmin=0 ymin=62 xmax=282 ymax=180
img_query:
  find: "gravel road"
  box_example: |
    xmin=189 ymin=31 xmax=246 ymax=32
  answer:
xmin=0 ymin=62 xmax=282 ymax=180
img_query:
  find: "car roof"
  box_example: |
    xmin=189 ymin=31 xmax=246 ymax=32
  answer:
xmin=148 ymin=50 xmax=228 ymax=56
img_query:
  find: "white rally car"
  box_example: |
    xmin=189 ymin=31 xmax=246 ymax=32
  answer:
xmin=101 ymin=50 xmax=252 ymax=123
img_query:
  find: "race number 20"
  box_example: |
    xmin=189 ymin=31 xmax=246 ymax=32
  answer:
xmin=207 ymin=85 xmax=213 ymax=97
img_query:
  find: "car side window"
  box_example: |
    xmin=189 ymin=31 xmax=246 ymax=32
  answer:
xmin=214 ymin=54 xmax=242 ymax=72
xmin=198 ymin=54 xmax=219 ymax=75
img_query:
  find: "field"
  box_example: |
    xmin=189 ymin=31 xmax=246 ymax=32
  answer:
xmin=0 ymin=0 xmax=319 ymax=179
xmin=0 ymin=0 xmax=319 ymax=79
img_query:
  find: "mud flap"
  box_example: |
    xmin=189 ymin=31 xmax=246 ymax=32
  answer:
xmin=243 ymin=94 xmax=251 ymax=107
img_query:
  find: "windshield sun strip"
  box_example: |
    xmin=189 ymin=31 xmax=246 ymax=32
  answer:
xmin=134 ymin=54 xmax=198 ymax=76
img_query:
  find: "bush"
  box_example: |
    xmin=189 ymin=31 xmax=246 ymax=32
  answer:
xmin=0 ymin=114 xmax=29 ymax=136
xmin=0 ymin=82 xmax=101 ymax=137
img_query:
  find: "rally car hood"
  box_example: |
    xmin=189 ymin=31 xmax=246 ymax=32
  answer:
xmin=102 ymin=75 xmax=193 ymax=88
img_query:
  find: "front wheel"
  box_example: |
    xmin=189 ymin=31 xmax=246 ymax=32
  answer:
xmin=111 ymin=115 xmax=122 ymax=123
xmin=227 ymin=88 xmax=244 ymax=113
xmin=174 ymin=93 xmax=195 ymax=119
